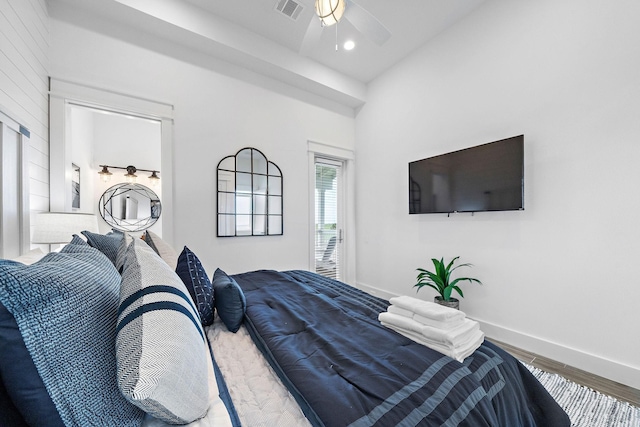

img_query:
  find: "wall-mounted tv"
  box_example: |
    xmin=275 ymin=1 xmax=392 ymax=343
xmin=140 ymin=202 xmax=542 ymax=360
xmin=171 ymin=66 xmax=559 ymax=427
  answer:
xmin=409 ymin=135 xmax=524 ymax=214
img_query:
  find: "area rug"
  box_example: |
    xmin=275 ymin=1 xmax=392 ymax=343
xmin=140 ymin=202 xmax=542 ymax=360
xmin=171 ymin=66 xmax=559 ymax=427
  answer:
xmin=524 ymin=364 xmax=640 ymax=427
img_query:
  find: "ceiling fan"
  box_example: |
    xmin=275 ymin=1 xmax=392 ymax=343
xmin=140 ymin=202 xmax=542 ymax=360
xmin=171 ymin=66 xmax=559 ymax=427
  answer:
xmin=309 ymin=0 xmax=391 ymax=47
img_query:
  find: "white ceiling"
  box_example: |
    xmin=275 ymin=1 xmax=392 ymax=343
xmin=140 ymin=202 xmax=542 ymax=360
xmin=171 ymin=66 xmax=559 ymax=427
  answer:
xmin=180 ymin=0 xmax=486 ymax=83
xmin=48 ymin=0 xmax=487 ymax=110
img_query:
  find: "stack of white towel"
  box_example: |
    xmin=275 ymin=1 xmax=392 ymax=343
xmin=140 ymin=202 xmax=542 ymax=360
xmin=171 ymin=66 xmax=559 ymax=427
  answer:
xmin=378 ymin=295 xmax=484 ymax=362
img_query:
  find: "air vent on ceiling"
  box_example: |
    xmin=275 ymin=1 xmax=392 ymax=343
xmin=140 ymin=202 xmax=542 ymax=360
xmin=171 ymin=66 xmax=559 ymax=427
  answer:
xmin=275 ymin=0 xmax=304 ymax=21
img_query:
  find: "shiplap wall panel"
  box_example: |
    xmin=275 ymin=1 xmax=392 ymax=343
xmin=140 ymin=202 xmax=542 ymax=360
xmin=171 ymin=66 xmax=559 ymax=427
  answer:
xmin=0 ymin=0 xmax=49 ymax=67
xmin=5 ymin=0 xmax=49 ymax=55
xmin=0 ymin=6 xmax=48 ymax=78
xmin=0 ymin=2 xmax=49 ymax=134
xmin=0 ymin=0 xmax=50 ymax=243
xmin=0 ymin=46 xmax=48 ymax=125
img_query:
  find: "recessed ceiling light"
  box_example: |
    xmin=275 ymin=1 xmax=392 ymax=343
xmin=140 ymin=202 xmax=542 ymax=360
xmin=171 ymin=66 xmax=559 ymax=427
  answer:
xmin=343 ymin=40 xmax=355 ymax=51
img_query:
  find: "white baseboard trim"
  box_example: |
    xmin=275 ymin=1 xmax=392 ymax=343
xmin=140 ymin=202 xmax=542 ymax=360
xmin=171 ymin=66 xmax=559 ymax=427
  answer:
xmin=476 ymin=318 xmax=640 ymax=390
xmin=355 ymin=281 xmax=398 ymax=301
xmin=356 ymin=281 xmax=640 ymax=390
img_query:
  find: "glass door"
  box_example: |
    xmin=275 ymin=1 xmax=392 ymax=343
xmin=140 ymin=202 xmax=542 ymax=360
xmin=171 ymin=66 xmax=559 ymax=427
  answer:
xmin=314 ymin=158 xmax=343 ymax=280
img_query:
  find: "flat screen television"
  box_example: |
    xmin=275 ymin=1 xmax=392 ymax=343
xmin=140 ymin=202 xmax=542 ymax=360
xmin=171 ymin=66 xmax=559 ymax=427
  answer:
xmin=409 ymin=135 xmax=524 ymax=214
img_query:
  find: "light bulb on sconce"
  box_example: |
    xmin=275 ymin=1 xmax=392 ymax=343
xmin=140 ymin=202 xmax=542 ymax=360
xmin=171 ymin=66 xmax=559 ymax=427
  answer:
xmin=124 ymin=166 xmax=137 ymax=183
xmin=98 ymin=165 xmax=112 ymax=183
xmin=148 ymin=171 xmax=160 ymax=187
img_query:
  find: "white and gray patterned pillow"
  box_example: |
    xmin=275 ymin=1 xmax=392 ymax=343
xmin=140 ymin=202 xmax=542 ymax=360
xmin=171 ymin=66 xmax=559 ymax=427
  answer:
xmin=116 ymin=239 xmax=210 ymax=424
xmin=143 ymin=230 xmax=179 ymax=269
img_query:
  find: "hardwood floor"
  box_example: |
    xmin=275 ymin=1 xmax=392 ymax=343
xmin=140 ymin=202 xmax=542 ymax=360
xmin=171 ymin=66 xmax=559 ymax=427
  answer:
xmin=488 ymin=338 xmax=640 ymax=407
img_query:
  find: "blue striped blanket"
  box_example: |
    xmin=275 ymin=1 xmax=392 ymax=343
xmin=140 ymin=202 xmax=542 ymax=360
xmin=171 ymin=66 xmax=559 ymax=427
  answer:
xmin=233 ymin=270 xmax=569 ymax=427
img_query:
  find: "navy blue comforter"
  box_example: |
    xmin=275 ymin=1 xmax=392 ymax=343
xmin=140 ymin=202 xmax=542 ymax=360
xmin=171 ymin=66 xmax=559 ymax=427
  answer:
xmin=233 ymin=270 xmax=569 ymax=427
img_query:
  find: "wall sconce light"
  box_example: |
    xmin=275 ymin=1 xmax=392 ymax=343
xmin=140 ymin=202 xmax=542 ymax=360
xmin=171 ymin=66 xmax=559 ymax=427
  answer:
xmin=124 ymin=166 xmax=137 ymax=183
xmin=98 ymin=165 xmax=160 ymax=185
xmin=98 ymin=165 xmax=112 ymax=182
xmin=148 ymin=170 xmax=160 ymax=186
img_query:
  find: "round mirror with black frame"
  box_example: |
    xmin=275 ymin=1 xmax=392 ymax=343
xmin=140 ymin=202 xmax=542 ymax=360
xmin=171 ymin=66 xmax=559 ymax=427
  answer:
xmin=99 ymin=183 xmax=161 ymax=232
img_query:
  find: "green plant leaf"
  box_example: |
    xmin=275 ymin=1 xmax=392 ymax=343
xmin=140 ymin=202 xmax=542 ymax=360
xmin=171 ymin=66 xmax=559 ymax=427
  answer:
xmin=450 ymin=277 xmax=483 ymax=286
xmin=452 ymin=285 xmax=464 ymax=298
xmin=414 ymin=256 xmax=481 ymax=300
xmin=414 ymin=283 xmax=441 ymax=295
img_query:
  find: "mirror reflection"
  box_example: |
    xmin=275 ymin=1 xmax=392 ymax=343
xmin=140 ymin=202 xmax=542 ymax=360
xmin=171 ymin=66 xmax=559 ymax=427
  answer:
xmin=99 ymin=183 xmax=161 ymax=232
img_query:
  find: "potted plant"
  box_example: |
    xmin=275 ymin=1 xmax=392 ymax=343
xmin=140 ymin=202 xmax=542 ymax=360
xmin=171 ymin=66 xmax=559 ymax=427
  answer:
xmin=414 ymin=256 xmax=482 ymax=309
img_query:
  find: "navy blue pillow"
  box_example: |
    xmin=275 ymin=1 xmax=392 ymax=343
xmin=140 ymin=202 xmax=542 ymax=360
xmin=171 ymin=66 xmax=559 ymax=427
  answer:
xmin=0 ymin=372 xmax=29 ymax=427
xmin=0 ymin=302 xmax=64 ymax=427
xmin=212 ymin=268 xmax=246 ymax=333
xmin=175 ymin=247 xmax=214 ymax=326
xmin=0 ymin=383 xmax=28 ymax=427
xmin=82 ymin=229 xmax=123 ymax=266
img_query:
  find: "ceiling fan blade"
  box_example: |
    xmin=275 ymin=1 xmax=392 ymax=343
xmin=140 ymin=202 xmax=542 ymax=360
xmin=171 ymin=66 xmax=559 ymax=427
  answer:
xmin=344 ymin=0 xmax=391 ymax=46
xmin=299 ymin=13 xmax=324 ymax=56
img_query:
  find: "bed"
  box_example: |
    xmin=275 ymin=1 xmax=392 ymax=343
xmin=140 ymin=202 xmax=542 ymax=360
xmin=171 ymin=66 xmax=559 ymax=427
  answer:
xmin=0 ymin=230 xmax=570 ymax=427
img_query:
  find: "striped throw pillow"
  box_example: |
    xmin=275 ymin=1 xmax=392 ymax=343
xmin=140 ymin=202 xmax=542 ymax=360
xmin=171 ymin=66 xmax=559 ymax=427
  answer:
xmin=116 ymin=239 xmax=210 ymax=424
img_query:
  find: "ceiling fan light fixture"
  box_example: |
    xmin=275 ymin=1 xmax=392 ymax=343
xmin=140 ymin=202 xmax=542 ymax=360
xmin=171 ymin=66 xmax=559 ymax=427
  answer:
xmin=315 ymin=0 xmax=345 ymax=26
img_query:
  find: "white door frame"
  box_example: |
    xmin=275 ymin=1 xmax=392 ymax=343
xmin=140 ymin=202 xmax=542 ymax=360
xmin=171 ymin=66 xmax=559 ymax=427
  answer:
xmin=0 ymin=109 xmax=30 ymax=258
xmin=49 ymin=79 xmax=175 ymax=243
xmin=308 ymin=140 xmax=356 ymax=285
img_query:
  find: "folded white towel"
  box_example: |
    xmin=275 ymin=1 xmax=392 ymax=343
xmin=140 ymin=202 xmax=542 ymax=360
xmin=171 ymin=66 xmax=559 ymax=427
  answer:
xmin=378 ymin=311 xmax=422 ymax=334
xmin=389 ymin=296 xmax=466 ymax=322
xmin=387 ymin=305 xmax=414 ymax=318
xmin=387 ymin=304 xmax=464 ymax=330
xmin=412 ymin=313 xmax=464 ymax=330
xmin=381 ymin=322 xmax=485 ymax=362
xmin=378 ymin=312 xmax=479 ymax=347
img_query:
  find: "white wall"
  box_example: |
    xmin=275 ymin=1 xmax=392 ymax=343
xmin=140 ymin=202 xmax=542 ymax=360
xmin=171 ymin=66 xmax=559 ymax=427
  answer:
xmin=355 ymin=0 xmax=640 ymax=388
xmin=68 ymin=106 xmax=163 ymax=235
xmin=91 ymin=109 xmax=163 ymax=235
xmin=46 ymin=0 xmax=639 ymax=388
xmin=69 ymin=106 xmax=94 ymax=212
xmin=0 ymin=0 xmax=50 ymax=233
xmin=91 ymin=112 xmax=161 ymax=176
xmin=49 ymin=17 xmax=355 ymax=276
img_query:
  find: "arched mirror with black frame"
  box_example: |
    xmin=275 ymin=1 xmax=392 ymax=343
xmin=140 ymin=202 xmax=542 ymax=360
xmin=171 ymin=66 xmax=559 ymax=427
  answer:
xmin=217 ymin=147 xmax=283 ymax=237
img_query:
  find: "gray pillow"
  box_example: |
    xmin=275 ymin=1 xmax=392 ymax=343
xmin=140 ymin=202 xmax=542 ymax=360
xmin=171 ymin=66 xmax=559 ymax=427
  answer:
xmin=116 ymin=238 xmax=210 ymax=424
xmin=143 ymin=230 xmax=178 ymax=268
xmin=82 ymin=229 xmax=123 ymax=266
